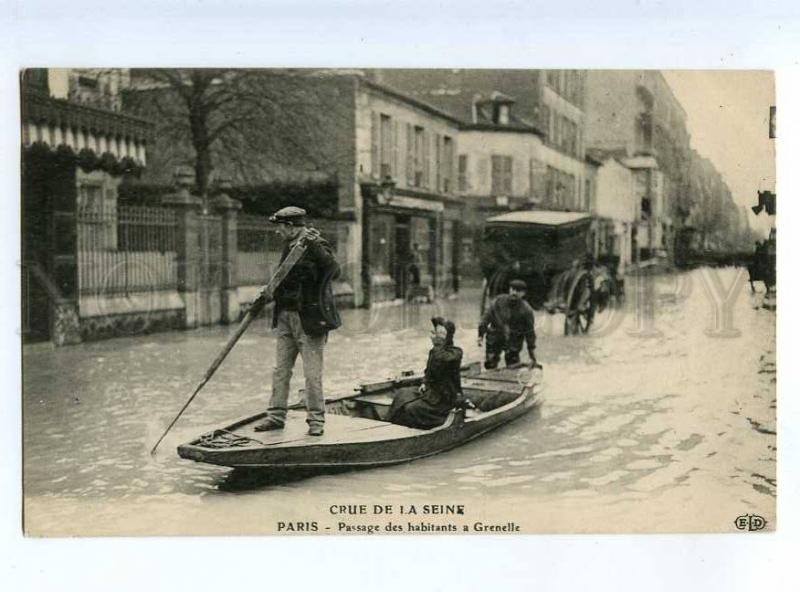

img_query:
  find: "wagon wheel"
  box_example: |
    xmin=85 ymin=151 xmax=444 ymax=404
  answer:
xmin=564 ymin=271 xmax=594 ymax=336
xmin=480 ymin=279 xmax=491 ymax=317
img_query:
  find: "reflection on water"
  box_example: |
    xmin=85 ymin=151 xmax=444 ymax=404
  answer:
xmin=23 ymin=268 xmax=776 ymax=532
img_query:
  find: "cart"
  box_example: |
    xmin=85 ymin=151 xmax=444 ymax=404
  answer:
xmin=478 ymin=211 xmax=623 ymax=336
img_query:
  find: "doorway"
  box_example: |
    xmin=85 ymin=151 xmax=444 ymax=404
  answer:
xmin=394 ymin=216 xmax=410 ymax=299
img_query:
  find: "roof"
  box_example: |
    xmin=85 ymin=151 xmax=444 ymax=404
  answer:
xmin=21 ymin=88 xmax=153 ymax=142
xmin=486 ymin=210 xmax=592 ymax=226
xmin=359 ymin=78 xmax=464 ymax=126
xmin=363 ymin=70 xmax=546 ymax=135
xmin=475 ymin=91 xmax=516 ymax=104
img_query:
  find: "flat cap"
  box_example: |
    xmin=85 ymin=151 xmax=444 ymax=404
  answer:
xmin=269 ymin=206 xmax=307 ymax=226
xmin=509 ymin=279 xmax=527 ymax=291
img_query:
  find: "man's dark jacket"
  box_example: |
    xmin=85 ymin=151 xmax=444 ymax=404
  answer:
xmin=272 ymin=233 xmax=341 ymax=336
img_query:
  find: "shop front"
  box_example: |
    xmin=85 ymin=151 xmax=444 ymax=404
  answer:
xmin=361 ymin=187 xmax=460 ymax=306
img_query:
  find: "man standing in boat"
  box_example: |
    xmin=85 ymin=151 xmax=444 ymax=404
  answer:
xmin=254 ymin=206 xmax=341 ymax=437
xmin=478 ymin=279 xmax=537 ymax=370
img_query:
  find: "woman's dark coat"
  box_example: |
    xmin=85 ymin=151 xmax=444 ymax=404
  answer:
xmin=388 ymin=344 xmax=463 ymax=429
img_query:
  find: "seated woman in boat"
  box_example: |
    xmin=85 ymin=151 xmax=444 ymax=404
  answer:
xmin=387 ymin=317 xmax=464 ymax=430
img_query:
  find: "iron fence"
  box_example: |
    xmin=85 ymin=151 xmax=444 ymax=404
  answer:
xmin=77 ymin=205 xmax=178 ymax=296
xmin=236 ymin=214 xmax=340 ymax=286
xmin=236 ymin=214 xmax=282 ymax=286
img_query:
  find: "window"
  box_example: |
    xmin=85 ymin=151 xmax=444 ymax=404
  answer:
xmin=567 ymin=174 xmax=576 ymax=209
xmin=497 ymin=104 xmax=510 ymax=125
xmin=529 ymin=158 xmax=546 ymax=202
xmin=545 ymin=166 xmax=556 ymax=206
xmin=435 ymin=134 xmax=442 ymax=191
xmin=369 ymin=214 xmax=394 ymax=276
xmin=78 ymin=182 xmax=116 ymax=250
xmin=406 ymin=123 xmax=414 ymax=186
xmin=78 ymin=75 xmax=98 ymax=89
xmin=552 ymin=116 xmax=560 ymax=148
xmin=541 ymin=105 xmax=551 ymax=142
xmin=442 ymin=136 xmax=454 ymax=193
xmin=370 ymin=112 xmax=379 ymax=176
xmin=457 ymin=154 xmax=468 ymax=192
xmin=584 ymin=178 xmax=592 ymax=211
xmin=78 ymin=183 xmax=104 ymax=216
xmin=411 ymin=216 xmax=432 ymax=281
xmin=380 ymin=114 xmax=392 ymax=179
xmin=491 ymin=155 xmax=513 ymax=195
xmin=413 ymin=126 xmax=425 ymax=187
xmin=569 ymin=120 xmax=578 ymax=155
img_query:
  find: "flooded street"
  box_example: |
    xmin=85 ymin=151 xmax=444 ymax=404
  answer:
xmin=23 ymin=267 xmax=776 ymax=535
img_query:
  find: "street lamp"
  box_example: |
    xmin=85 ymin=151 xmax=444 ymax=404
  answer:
xmin=375 ymin=175 xmax=396 ymax=205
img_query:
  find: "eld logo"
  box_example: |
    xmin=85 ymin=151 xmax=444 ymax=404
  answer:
xmin=734 ymin=514 xmax=767 ymax=531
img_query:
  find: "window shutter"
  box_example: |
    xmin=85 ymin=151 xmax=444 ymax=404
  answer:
xmin=435 ymin=134 xmax=442 ymax=191
xmin=406 ymin=124 xmax=414 ymax=185
xmin=422 ymin=129 xmax=430 ymax=187
xmin=504 ymin=157 xmax=513 ymax=195
xmin=370 ymin=111 xmax=379 ymax=177
xmin=491 ymin=155 xmax=501 ymax=195
xmin=392 ymin=120 xmax=399 ymax=179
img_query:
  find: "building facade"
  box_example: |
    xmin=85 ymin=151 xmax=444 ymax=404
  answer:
xmin=586 ymin=150 xmax=637 ymax=272
xmin=352 ymin=78 xmax=463 ymax=305
xmin=583 ymin=70 xmax=692 ymax=261
xmin=123 ymin=71 xmax=465 ymax=308
xmin=368 ymin=70 xmax=590 ymax=276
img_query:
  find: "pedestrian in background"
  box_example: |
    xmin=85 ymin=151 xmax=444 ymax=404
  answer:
xmin=478 ymin=279 xmax=537 ymax=369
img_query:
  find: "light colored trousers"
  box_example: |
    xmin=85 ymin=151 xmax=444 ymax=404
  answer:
xmin=268 ymin=310 xmax=326 ymax=426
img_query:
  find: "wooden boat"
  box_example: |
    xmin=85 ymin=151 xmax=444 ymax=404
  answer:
xmin=177 ymin=363 xmax=543 ymax=470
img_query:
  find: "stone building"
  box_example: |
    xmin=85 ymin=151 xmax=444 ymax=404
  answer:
xmin=585 ymin=149 xmax=637 ymax=273
xmin=367 ymin=70 xmax=590 ymax=275
xmin=125 ymin=71 xmax=464 ymax=308
xmin=583 ymin=70 xmax=692 ymax=261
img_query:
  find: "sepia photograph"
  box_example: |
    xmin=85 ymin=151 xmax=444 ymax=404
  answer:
xmin=20 ymin=66 xmax=776 ymax=537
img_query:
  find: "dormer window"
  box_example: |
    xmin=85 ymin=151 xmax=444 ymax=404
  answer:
xmin=474 ymin=91 xmax=516 ymax=126
xmin=496 ymin=104 xmax=510 ymax=125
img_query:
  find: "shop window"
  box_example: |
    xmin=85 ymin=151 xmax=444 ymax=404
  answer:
xmin=410 ymin=216 xmax=432 ymax=281
xmin=369 ymin=214 xmax=393 ymax=276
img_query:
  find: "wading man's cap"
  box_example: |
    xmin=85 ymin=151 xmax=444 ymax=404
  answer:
xmin=509 ymin=279 xmax=527 ymax=291
xmin=269 ymin=206 xmax=307 ymax=226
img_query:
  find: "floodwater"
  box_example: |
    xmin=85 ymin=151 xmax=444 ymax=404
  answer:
xmin=22 ymin=268 xmax=776 ymax=535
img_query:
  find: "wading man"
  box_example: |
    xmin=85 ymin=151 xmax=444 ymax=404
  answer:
xmin=478 ymin=279 xmax=537 ymax=369
xmin=254 ymin=207 xmax=341 ymax=436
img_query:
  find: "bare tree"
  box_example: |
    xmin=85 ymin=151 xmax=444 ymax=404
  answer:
xmin=128 ymin=68 xmax=349 ymax=203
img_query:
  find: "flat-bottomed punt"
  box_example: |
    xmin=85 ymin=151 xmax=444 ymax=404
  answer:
xmin=178 ymin=364 xmax=543 ymax=470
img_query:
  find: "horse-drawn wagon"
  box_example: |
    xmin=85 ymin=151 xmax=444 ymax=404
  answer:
xmin=478 ymin=211 xmax=624 ymax=335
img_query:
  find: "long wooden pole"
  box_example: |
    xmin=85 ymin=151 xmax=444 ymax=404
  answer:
xmin=150 ymin=236 xmax=310 ymax=455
